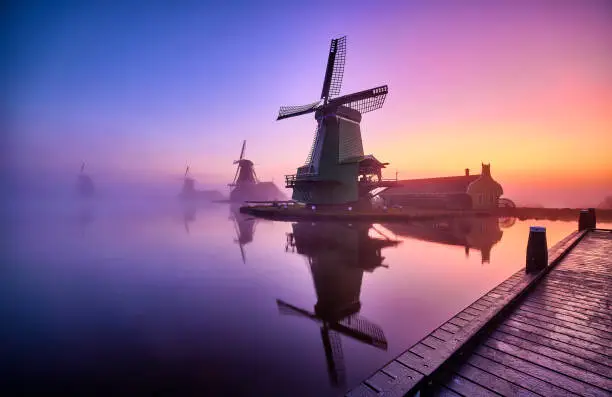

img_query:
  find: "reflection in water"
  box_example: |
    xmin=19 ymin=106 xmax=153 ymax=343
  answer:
xmin=182 ymin=202 xmax=197 ymax=233
xmin=383 ymin=217 xmax=509 ymax=263
xmin=76 ymin=204 xmax=95 ymax=234
xmin=278 ymin=222 xmax=400 ymax=387
xmin=181 ymin=203 xmax=258 ymax=263
xmin=229 ymin=204 xmax=257 ymax=263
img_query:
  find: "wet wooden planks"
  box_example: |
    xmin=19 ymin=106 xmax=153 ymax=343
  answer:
xmin=346 ymin=228 xmax=592 ymax=397
xmin=431 ymin=230 xmax=612 ymax=397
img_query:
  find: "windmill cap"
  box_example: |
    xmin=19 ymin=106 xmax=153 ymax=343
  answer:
xmin=530 ymin=226 xmax=546 ymax=232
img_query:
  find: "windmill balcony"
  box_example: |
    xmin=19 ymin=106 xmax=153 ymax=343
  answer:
xmin=285 ymin=174 xmax=301 ymax=188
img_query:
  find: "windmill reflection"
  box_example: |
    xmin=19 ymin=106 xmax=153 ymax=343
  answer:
xmin=181 ymin=202 xmax=196 ymax=233
xmin=76 ymin=205 xmax=95 ymax=235
xmin=383 ymin=217 xmax=511 ymax=264
xmin=229 ymin=204 xmax=257 ymax=263
xmin=278 ymin=222 xmax=400 ymax=388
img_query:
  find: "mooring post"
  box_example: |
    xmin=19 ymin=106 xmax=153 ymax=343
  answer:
xmin=578 ymin=209 xmax=596 ymax=230
xmin=588 ymin=208 xmax=597 ymax=229
xmin=526 ymin=226 xmax=548 ymax=273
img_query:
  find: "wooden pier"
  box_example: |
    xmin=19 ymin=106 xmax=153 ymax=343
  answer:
xmin=347 ymin=228 xmax=612 ymax=397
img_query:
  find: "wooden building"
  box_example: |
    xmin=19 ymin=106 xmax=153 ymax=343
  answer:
xmin=380 ymin=163 xmax=503 ymax=210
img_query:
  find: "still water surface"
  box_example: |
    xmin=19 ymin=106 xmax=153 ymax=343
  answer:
xmin=2 ymin=198 xmax=604 ymax=396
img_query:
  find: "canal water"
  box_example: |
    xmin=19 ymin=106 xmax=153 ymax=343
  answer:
xmin=2 ymin=198 xmax=608 ymax=396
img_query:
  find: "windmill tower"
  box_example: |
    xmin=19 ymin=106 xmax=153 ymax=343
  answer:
xmin=76 ymin=162 xmax=95 ymax=198
xmin=277 ymin=222 xmax=399 ymax=387
xmin=229 ymin=140 xmax=259 ymax=202
xmin=278 ymin=36 xmax=396 ymax=207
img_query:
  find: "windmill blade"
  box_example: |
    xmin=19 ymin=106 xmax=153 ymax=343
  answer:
xmin=277 ymin=299 xmax=320 ymax=322
xmin=329 ymin=85 xmax=388 ymax=114
xmin=335 ymin=314 xmax=388 ymax=349
xmin=321 ymin=326 xmax=346 ymax=387
xmin=239 ymin=140 xmax=246 ymax=161
xmin=321 ymin=36 xmax=347 ymax=100
xmin=277 ymin=100 xmax=321 ymax=120
xmin=184 ymin=165 xmax=190 ymax=177
xmin=80 ymin=162 xmax=85 ymax=173
xmin=276 ymin=299 xmax=387 ymax=349
xmin=231 ymin=163 xmax=240 ymax=185
xmin=232 ymin=219 xmax=247 ymax=263
xmin=238 ymin=243 xmax=246 ymax=264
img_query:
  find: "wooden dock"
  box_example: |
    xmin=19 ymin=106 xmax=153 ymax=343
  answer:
xmin=347 ymin=228 xmax=612 ymax=397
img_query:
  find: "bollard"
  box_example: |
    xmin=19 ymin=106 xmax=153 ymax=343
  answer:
xmin=578 ymin=209 xmax=596 ymax=230
xmin=588 ymin=208 xmax=597 ymax=229
xmin=526 ymin=226 xmax=548 ymax=273
xmin=578 ymin=209 xmax=590 ymax=231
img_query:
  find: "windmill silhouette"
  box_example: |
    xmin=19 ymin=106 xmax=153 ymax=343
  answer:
xmin=228 ymin=140 xmax=259 ymax=202
xmin=277 ymin=222 xmax=400 ymax=387
xmin=178 ymin=165 xmax=223 ymax=201
xmin=278 ymin=36 xmax=395 ymax=206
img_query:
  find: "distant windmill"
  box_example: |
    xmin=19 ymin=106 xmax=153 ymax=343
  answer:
xmin=229 ymin=140 xmax=258 ymax=188
xmin=278 ymin=36 xmax=394 ymax=206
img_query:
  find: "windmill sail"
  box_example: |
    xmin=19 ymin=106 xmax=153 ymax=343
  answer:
xmin=239 ymin=140 xmax=246 ymax=161
xmin=321 ymin=36 xmax=346 ymax=101
xmin=275 ymin=299 xmax=387 ymax=348
xmin=277 ymin=100 xmax=322 ymax=121
xmin=329 ymin=85 xmax=388 ymax=114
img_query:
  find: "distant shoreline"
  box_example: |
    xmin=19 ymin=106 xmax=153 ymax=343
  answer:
xmin=240 ymin=205 xmax=612 ymax=223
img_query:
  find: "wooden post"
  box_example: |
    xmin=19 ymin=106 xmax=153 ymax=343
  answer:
xmin=579 ymin=209 xmax=595 ymax=230
xmin=588 ymin=208 xmax=597 ymax=229
xmin=526 ymin=226 xmax=548 ymax=273
xmin=578 ymin=210 xmax=590 ymax=231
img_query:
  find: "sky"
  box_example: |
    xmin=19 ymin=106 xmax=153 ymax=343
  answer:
xmin=3 ymin=0 xmax=612 ymax=206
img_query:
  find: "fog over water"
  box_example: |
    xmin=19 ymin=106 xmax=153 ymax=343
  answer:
xmin=2 ymin=190 xmax=609 ymax=396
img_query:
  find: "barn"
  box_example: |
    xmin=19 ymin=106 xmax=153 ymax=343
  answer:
xmin=380 ymin=163 xmax=503 ymax=210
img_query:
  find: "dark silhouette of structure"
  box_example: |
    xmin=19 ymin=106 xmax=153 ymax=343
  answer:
xmin=179 ymin=166 xmax=224 ymax=201
xmin=76 ymin=162 xmax=95 ymax=198
xmin=228 ymin=140 xmax=285 ymax=203
xmin=229 ymin=203 xmax=257 ymax=263
xmin=278 ymin=36 xmax=397 ymax=208
xmin=383 ymin=217 xmax=507 ymax=263
xmin=277 ymin=222 xmax=400 ymax=387
xmin=381 ymin=164 xmax=508 ymax=210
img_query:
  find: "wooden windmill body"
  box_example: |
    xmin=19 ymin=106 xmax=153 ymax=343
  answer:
xmin=278 ymin=36 xmax=398 ymax=207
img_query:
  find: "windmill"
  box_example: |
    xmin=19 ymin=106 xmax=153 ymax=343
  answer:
xmin=76 ymin=161 xmax=95 ymax=198
xmin=276 ymin=222 xmax=400 ymax=387
xmin=229 ymin=140 xmax=285 ymax=203
xmin=229 ymin=140 xmax=258 ymax=188
xmin=278 ymin=36 xmax=396 ymax=206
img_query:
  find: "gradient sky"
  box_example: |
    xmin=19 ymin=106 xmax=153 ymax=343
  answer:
xmin=3 ymin=0 xmax=611 ymax=206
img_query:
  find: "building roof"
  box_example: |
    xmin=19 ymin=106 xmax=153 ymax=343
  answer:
xmin=340 ymin=154 xmax=388 ymax=167
xmin=381 ymin=174 xmax=479 ymax=196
